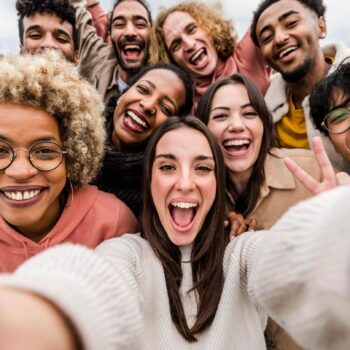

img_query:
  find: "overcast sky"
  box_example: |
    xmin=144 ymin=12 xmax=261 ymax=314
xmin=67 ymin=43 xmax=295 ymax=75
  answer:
xmin=1 ymin=0 xmax=348 ymax=54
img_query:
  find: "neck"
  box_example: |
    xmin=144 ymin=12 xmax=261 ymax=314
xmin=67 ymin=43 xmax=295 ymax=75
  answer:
xmin=287 ymin=51 xmax=331 ymax=108
xmin=118 ymin=68 xmax=131 ymax=85
xmin=228 ymin=169 xmax=252 ymax=199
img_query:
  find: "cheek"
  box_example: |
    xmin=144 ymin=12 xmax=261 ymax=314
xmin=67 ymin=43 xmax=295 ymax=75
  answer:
xmin=207 ymin=122 xmax=224 ymax=142
xmin=154 ymin=114 xmax=168 ymax=128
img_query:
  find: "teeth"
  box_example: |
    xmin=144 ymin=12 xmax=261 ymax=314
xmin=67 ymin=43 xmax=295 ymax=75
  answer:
xmin=171 ymin=202 xmax=198 ymax=209
xmin=4 ymin=190 xmax=41 ymax=201
xmin=124 ymin=44 xmax=140 ymax=51
xmin=224 ymin=139 xmax=250 ymax=147
xmin=190 ymin=48 xmax=205 ymax=64
xmin=279 ymin=46 xmax=297 ymax=58
xmin=127 ymin=111 xmax=147 ymax=128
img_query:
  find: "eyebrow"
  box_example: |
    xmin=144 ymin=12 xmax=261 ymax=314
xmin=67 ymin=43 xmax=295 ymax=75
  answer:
xmin=0 ymin=136 xmax=59 ymax=143
xmin=155 ymin=154 xmax=214 ymax=161
xmin=139 ymin=79 xmax=177 ymax=111
xmin=210 ymin=103 xmax=253 ymax=112
xmin=112 ymin=15 xmax=148 ymax=24
xmin=258 ymin=10 xmax=299 ymax=39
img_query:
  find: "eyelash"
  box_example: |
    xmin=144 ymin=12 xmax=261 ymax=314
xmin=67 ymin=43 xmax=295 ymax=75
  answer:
xmin=136 ymin=85 xmax=149 ymax=94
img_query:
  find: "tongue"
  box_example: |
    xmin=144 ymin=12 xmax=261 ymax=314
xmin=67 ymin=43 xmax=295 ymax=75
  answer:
xmin=124 ymin=50 xmax=140 ymax=58
xmin=171 ymin=207 xmax=194 ymax=227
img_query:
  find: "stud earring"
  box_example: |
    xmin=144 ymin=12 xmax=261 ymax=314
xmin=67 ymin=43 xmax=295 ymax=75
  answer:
xmin=320 ymin=32 xmax=326 ymax=39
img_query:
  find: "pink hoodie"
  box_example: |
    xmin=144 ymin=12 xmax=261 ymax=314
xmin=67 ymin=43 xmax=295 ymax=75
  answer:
xmin=0 ymin=185 xmax=138 ymax=272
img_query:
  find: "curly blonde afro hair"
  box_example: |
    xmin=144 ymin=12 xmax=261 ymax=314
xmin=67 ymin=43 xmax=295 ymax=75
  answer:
xmin=150 ymin=0 xmax=237 ymax=66
xmin=0 ymin=51 xmax=106 ymax=189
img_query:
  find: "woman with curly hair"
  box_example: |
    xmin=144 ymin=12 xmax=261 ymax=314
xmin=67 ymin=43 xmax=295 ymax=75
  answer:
xmin=0 ymin=51 xmax=138 ymax=273
xmin=150 ymin=0 xmax=270 ymax=108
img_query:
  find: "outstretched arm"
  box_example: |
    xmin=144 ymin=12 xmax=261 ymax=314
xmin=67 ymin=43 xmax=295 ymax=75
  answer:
xmin=284 ymin=136 xmax=350 ymax=194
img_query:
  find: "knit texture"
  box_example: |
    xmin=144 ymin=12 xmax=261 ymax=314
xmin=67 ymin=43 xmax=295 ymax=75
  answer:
xmin=1 ymin=186 xmax=350 ymax=349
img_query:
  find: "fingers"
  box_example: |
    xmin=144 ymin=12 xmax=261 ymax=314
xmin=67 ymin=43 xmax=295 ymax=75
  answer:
xmin=284 ymin=157 xmax=319 ymax=194
xmin=227 ymin=212 xmax=247 ymax=237
xmin=336 ymin=172 xmax=350 ymax=186
xmin=247 ymin=217 xmax=257 ymax=231
xmin=312 ymin=136 xmax=336 ymax=183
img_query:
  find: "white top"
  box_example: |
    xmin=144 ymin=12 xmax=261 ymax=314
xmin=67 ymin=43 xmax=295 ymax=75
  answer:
xmin=1 ymin=186 xmax=350 ymax=350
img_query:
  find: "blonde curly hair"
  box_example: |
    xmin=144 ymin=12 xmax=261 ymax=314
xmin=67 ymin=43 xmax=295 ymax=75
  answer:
xmin=150 ymin=0 xmax=238 ymax=66
xmin=0 ymin=51 xmax=106 ymax=189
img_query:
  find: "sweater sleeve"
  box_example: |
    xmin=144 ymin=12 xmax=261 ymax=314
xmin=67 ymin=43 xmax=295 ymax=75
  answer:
xmin=70 ymin=0 xmax=114 ymax=75
xmin=87 ymin=2 xmax=109 ymax=41
xmin=0 ymin=243 xmax=145 ymax=350
xmin=234 ymin=27 xmax=270 ymax=95
xmin=247 ymin=186 xmax=350 ymax=350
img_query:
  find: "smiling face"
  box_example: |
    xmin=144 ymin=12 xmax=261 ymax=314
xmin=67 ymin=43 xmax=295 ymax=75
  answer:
xmin=255 ymin=0 xmax=326 ymax=82
xmin=207 ymin=83 xmax=264 ymax=183
xmin=110 ymin=0 xmax=151 ymax=75
xmin=113 ymin=68 xmax=186 ymax=151
xmin=0 ymin=102 xmax=67 ymax=241
xmin=21 ymin=12 xmax=78 ymax=63
xmin=162 ymin=11 xmax=218 ymax=79
xmin=151 ymin=127 xmax=216 ymax=246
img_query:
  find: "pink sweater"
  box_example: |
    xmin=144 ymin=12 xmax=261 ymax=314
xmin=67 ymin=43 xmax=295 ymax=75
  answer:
xmin=0 ymin=185 xmax=137 ymax=272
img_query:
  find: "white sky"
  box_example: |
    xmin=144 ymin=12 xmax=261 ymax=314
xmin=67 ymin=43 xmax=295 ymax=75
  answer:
xmin=1 ymin=0 xmax=348 ymax=54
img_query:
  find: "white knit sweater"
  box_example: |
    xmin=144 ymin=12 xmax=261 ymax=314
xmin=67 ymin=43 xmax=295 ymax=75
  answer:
xmin=1 ymin=186 xmax=350 ymax=350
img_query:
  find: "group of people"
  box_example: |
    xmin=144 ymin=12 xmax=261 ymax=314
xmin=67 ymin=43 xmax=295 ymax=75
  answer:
xmin=0 ymin=0 xmax=349 ymax=349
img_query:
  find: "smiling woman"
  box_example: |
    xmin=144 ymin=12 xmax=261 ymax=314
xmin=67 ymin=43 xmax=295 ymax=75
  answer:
xmin=1 ymin=117 xmax=350 ymax=350
xmin=94 ymin=63 xmax=193 ymax=216
xmin=0 ymin=51 xmax=138 ymax=272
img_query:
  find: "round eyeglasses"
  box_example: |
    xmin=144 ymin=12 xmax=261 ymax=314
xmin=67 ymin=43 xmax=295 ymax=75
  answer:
xmin=0 ymin=140 xmax=67 ymax=171
xmin=321 ymin=106 xmax=350 ymax=134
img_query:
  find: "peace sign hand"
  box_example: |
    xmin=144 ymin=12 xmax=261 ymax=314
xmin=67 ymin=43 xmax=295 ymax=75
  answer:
xmin=283 ymin=136 xmax=350 ymax=195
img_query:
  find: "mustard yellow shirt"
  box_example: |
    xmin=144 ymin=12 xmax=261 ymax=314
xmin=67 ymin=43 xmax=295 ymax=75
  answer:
xmin=275 ymin=94 xmax=309 ymax=149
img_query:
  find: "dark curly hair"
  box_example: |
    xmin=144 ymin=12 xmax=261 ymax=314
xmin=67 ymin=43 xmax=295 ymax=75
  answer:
xmin=309 ymin=61 xmax=350 ymax=136
xmin=251 ymin=0 xmax=326 ymax=46
xmin=16 ymin=0 xmax=78 ymax=50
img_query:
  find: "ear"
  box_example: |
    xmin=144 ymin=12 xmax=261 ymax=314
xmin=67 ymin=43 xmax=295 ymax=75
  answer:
xmin=318 ymin=16 xmax=327 ymax=39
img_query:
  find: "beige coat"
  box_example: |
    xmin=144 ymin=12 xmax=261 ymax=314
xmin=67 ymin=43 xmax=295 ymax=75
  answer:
xmin=247 ymin=148 xmax=322 ymax=350
xmin=248 ymin=148 xmax=322 ymax=230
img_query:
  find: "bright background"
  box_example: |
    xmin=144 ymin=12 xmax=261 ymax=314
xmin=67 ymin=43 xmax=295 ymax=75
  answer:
xmin=1 ymin=0 xmax=348 ymax=54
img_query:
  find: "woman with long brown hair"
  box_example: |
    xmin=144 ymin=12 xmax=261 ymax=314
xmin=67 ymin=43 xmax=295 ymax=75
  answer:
xmin=0 ymin=117 xmax=349 ymax=350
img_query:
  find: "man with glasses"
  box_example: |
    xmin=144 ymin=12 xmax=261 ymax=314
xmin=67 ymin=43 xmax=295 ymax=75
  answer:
xmin=309 ymin=61 xmax=350 ymax=170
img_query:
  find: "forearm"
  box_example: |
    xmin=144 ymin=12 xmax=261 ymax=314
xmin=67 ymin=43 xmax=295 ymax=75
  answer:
xmin=0 ymin=244 xmax=144 ymax=350
xmin=248 ymin=186 xmax=350 ymax=349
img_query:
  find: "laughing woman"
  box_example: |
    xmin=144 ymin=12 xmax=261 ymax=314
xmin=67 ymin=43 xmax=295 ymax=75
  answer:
xmin=196 ymin=74 xmax=324 ymax=230
xmin=0 ymin=117 xmax=350 ymax=350
xmin=0 ymin=52 xmax=137 ymax=272
xmin=94 ymin=63 xmax=193 ymax=216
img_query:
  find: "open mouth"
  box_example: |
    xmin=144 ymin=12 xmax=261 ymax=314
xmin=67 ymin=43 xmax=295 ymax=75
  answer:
xmin=277 ymin=46 xmax=298 ymax=60
xmin=122 ymin=44 xmax=143 ymax=60
xmin=190 ymin=48 xmax=207 ymax=66
xmin=169 ymin=201 xmax=198 ymax=231
xmin=124 ymin=110 xmax=150 ymax=133
xmin=1 ymin=189 xmax=42 ymax=202
xmin=223 ymin=139 xmax=251 ymax=154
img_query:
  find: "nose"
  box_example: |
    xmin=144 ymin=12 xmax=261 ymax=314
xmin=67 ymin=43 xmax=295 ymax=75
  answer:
xmin=140 ymin=98 xmax=156 ymax=116
xmin=182 ymin=35 xmax=196 ymax=52
xmin=175 ymin=168 xmax=195 ymax=193
xmin=124 ymin=21 xmax=137 ymax=37
xmin=4 ymin=151 xmax=38 ymax=181
xmin=274 ymin=28 xmax=289 ymax=46
xmin=39 ymin=34 xmax=59 ymax=49
xmin=228 ymin=114 xmax=245 ymax=132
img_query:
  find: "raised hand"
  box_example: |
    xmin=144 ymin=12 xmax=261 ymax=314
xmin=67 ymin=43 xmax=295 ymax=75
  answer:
xmin=284 ymin=136 xmax=350 ymax=195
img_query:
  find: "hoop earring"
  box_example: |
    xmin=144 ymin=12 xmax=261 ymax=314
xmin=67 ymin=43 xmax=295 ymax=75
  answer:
xmin=66 ymin=177 xmax=74 ymax=207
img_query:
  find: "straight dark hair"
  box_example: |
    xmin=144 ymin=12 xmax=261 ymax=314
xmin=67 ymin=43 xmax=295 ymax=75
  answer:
xmin=141 ymin=116 xmax=229 ymax=341
xmin=196 ymin=74 xmax=277 ymax=216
